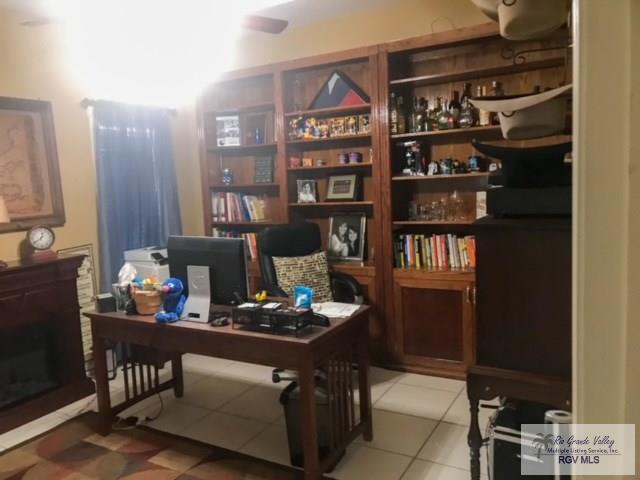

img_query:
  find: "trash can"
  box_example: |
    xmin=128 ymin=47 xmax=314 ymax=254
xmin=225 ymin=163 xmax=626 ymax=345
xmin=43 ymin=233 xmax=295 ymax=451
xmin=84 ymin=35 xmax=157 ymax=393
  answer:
xmin=279 ymin=380 xmax=345 ymax=471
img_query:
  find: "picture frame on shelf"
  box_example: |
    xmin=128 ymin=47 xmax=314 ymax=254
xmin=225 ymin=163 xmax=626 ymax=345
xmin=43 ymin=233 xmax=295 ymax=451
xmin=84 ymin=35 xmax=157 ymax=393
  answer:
xmin=215 ymin=115 xmax=240 ymax=146
xmin=327 ymin=214 xmax=366 ymax=262
xmin=326 ymin=174 xmax=358 ymax=201
xmin=296 ymin=179 xmax=318 ymax=204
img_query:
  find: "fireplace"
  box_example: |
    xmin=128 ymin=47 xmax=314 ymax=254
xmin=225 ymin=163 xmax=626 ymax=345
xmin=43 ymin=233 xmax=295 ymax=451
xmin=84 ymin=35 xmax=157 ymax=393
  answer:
xmin=0 ymin=256 xmax=95 ymax=433
xmin=0 ymin=324 xmax=60 ymax=410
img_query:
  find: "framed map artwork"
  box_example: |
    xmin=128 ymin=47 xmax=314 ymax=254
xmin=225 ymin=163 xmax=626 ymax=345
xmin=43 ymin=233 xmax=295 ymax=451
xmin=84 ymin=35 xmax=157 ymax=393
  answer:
xmin=0 ymin=97 xmax=65 ymax=233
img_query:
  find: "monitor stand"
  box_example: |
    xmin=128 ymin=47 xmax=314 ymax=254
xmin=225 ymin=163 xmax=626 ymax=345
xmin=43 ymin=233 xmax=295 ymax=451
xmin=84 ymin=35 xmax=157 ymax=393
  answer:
xmin=181 ymin=265 xmax=211 ymax=323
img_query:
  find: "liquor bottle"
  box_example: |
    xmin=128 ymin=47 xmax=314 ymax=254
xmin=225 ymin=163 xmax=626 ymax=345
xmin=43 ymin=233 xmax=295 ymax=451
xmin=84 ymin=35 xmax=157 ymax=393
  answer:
xmin=477 ymin=85 xmax=491 ymax=127
xmin=408 ymin=96 xmax=419 ymax=133
xmin=449 ymin=90 xmax=461 ymax=128
xmin=397 ymin=95 xmax=407 ymax=134
xmin=416 ymin=97 xmax=427 ymax=132
xmin=490 ymin=81 xmax=504 ymax=125
xmin=389 ymin=92 xmax=399 ymax=134
xmin=458 ymin=83 xmax=475 ymax=128
xmin=437 ymin=98 xmax=453 ymax=130
xmin=426 ymin=98 xmax=438 ymax=131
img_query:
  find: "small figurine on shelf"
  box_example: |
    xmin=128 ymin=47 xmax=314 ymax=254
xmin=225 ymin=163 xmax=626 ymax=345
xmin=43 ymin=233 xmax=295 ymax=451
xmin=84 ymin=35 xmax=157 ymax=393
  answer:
xmin=317 ymin=119 xmax=330 ymax=138
xmin=427 ymin=159 xmax=439 ymax=176
xmin=452 ymin=159 xmax=468 ymax=174
xmin=222 ymin=168 xmax=233 ymax=185
xmin=401 ymin=141 xmax=424 ymax=176
xmin=468 ymin=155 xmax=481 ymax=172
xmin=303 ymin=117 xmax=318 ymax=139
xmin=346 ymin=116 xmax=358 ymax=135
xmin=289 ymin=116 xmax=304 ymax=140
xmin=440 ymin=158 xmax=453 ymax=175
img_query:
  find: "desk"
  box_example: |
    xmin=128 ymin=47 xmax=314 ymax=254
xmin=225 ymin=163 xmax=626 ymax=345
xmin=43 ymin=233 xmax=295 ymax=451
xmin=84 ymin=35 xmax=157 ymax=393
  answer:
xmin=85 ymin=306 xmax=373 ymax=480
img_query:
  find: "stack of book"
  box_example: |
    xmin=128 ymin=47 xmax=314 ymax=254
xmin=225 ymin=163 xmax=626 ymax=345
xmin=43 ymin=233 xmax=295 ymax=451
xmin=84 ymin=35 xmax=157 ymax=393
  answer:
xmin=394 ymin=234 xmax=476 ymax=270
xmin=211 ymin=229 xmax=259 ymax=261
xmin=212 ymin=192 xmax=268 ymax=223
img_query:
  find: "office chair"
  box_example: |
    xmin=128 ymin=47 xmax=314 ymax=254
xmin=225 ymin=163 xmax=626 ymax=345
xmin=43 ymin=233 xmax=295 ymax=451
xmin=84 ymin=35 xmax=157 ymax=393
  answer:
xmin=258 ymin=222 xmax=364 ymax=304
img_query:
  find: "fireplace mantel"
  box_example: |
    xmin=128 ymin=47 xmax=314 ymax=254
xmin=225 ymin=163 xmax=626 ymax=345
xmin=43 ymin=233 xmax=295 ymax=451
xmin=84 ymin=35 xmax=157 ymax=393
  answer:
xmin=0 ymin=255 xmax=95 ymax=433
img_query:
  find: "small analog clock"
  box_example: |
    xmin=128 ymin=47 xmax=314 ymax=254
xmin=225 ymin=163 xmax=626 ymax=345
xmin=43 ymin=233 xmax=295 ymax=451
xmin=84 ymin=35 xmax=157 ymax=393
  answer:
xmin=27 ymin=225 xmax=56 ymax=251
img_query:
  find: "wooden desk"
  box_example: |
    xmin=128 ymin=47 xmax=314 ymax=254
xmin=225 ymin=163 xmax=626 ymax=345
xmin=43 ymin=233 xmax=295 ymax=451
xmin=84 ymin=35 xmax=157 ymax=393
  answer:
xmin=85 ymin=307 xmax=373 ymax=480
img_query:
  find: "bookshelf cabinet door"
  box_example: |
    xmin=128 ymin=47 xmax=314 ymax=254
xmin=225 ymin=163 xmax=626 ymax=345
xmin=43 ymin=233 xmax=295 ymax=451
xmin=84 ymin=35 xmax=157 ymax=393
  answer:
xmin=392 ymin=277 xmax=475 ymax=374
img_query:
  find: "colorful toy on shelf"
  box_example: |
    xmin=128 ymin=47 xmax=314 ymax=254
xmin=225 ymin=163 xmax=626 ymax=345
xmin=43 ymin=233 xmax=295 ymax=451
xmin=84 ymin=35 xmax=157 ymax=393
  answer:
xmin=303 ymin=117 xmax=318 ymax=139
xmin=155 ymin=278 xmax=186 ymax=323
xmin=255 ymin=290 xmax=268 ymax=302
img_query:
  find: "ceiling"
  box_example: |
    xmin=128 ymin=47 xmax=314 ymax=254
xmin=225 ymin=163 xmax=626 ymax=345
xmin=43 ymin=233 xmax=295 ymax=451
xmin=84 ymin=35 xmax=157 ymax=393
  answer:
xmin=0 ymin=0 xmax=396 ymax=28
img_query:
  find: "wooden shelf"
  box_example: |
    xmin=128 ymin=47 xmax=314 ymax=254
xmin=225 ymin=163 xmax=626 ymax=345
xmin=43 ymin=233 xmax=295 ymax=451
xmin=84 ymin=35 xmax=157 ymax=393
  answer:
xmin=211 ymin=220 xmax=279 ymax=227
xmin=389 ymin=57 xmax=565 ymax=88
xmin=393 ymin=220 xmax=474 ymax=226
xmin=207 ymin=103 xmax=275 ymax=115
xmin=288 ymin=163 xmax=372 ymax=173
xmin=287 ymin=134 xmax=371 ymax=149
xmin=285 ymin=104 xmax=371 ymax=118
xmin=208 ymin=143 xmax=277 ymax=155
xmin=211 ymin=183 xmax=279 ymax=190
xmin=392 ymin=172 xmax=489 ymax=181
xmin=289 ymin=201 xmax=373 ymax=208
xmin=393 ymin=267 xmax=475 ymax=280
xmin=391 ymin=125 xmax=501 ymax=140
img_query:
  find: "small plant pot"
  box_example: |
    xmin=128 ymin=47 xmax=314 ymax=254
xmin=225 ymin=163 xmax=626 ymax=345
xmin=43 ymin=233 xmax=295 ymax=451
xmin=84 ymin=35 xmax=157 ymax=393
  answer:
xmin=133 ymin=289 xmax=162 ymax=315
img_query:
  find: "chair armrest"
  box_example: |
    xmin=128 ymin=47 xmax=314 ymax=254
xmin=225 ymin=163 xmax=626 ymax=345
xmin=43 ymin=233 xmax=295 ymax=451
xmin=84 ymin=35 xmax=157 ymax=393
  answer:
xmin=329 ymin=271 xmax=364 ymax=304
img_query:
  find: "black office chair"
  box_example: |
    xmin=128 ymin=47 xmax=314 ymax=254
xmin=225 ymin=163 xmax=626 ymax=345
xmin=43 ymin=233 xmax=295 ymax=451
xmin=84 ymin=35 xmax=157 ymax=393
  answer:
xmin=258 ymin=222 xmax=363 ymax=304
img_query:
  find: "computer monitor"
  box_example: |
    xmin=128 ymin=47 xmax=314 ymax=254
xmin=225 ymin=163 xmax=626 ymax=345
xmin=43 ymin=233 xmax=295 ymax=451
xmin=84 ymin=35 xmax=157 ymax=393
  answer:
xmin=167 ymin=236 xmax=249 ymax=305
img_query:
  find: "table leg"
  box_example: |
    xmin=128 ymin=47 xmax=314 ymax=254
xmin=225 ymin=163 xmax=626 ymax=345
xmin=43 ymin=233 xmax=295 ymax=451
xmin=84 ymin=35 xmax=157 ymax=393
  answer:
xmin=468 ymin=393 xmax=482 ymax=480
xmin=357 ymin=335 xmax=373 ymax=441
xmin=299 ymin=357 xmax=320 ymax=480
xmin=92 ymin=334 xmax=111 ymax=436
xmin=171 ymin=353 xmax=184 ymax=398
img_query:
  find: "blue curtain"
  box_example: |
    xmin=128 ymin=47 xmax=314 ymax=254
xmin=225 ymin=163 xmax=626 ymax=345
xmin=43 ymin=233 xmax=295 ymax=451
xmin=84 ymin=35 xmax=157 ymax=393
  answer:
xmin=93 ymin=100 xmax=182 ymax=291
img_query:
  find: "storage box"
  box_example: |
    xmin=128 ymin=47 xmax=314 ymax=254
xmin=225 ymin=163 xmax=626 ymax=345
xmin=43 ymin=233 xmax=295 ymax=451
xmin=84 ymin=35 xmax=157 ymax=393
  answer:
xmin=232 ymin=305 xmax=314 ymax=335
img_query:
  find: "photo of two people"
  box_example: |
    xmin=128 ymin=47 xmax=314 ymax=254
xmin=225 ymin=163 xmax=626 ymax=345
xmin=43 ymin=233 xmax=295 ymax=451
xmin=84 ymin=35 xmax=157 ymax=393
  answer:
xmin=328 ymin=214 xmax=366 ymax=262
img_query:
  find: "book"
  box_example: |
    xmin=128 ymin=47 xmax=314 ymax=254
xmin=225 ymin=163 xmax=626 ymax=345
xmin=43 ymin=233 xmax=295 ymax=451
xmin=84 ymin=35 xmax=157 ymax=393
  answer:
xmin=394 ymin=233 xmax=477 ymax=270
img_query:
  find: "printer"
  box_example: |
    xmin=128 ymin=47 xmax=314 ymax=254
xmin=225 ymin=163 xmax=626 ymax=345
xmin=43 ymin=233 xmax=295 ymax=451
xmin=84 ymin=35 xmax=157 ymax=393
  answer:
xmin=123 ymin=246 xmax=170 ymax=280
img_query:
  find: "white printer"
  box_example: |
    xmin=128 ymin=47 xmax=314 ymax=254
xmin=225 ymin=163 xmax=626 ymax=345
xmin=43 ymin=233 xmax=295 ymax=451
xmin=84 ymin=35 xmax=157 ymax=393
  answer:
xmin=123 ymin=246 xmax=170 ymax=280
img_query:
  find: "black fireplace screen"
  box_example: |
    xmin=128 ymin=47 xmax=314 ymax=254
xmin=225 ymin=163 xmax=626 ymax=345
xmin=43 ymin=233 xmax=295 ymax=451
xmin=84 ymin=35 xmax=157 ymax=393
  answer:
xmin=0 ymin=324 xmax=60 ymax=410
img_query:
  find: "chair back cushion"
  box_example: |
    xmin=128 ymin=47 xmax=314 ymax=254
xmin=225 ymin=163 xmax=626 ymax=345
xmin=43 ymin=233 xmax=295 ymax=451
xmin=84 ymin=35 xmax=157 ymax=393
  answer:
xmin=272 ymin=251 xmax=333 ymax=302
xmin=258 ymin=222 xmax=322 ymax=292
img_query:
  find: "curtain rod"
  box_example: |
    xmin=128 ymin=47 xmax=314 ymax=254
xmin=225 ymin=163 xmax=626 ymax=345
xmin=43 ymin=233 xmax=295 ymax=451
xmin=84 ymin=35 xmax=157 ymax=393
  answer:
xmin=81 ymin=98 xmax=177 ymax=116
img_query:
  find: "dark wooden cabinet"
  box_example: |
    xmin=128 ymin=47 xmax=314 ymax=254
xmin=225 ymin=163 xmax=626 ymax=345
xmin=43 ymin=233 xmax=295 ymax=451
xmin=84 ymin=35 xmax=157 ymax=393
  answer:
xmin=390 ymin=271 xmax=475 ymax=378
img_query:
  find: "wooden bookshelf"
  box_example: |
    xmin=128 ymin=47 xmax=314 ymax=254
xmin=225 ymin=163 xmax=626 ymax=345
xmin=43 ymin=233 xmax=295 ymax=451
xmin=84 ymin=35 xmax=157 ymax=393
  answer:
xmin=197 ymin=22 xmax=572 ymax=378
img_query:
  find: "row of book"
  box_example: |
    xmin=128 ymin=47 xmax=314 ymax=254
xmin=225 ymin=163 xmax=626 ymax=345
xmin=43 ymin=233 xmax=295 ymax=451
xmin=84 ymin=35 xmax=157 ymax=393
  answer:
xmin=211 ymin=229 xmax=259 ymax=261
xmin=211 ymin=192 xmax=268 ymax=223
xmin=394 ymin=234 xmax=476 ymax=270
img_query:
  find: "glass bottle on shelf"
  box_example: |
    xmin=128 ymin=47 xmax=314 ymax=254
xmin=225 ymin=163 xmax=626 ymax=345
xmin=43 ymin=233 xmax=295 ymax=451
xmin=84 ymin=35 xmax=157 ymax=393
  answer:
xmin=449 ymin=90 xmax=461 ymax=127
xmin=490 ymin=81 xmax=504 ymax=125
xmin=437 ymin=99 xmax=453 ymax=130
xmin=477 ymin=85 xmax=491 ymax=127
xmin=408 ymin=96 xmax=419 ymax=133
xmin=426 ymin=98 xmax=438 ymax=131
xmin=389 ymin=92 xmax=399 ymax=134
xmin=396 ymin=95 xmax=407 ymax=134
xmin=458 ymin=95 xmax=475 ymax=129
xmin=416 ymin=97 xmax=426 ymax=132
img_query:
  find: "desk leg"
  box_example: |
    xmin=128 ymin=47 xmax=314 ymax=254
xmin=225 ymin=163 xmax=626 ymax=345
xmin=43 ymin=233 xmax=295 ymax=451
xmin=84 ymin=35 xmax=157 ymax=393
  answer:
xmin=299 ymin=357 xmax=320 ymax=480
xmin=171 ymin=353 xmax=184 ymax=398
xmin=468 ymin=394 xmax=482 ymax=480
xmin=92 ymin=334 xmax=111 ymax=436
xmin=357 ymin=335 xmax=373 ymax=441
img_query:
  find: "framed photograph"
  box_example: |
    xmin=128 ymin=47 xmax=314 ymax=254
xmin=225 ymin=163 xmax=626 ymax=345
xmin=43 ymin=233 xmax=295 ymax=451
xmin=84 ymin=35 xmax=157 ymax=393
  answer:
xmin=0 ymin=97 xmax=65 ymax=233
xmin=327 ymin=174 xmax=358 ymax=201
xmin=215 ymin=115 xmax=240 ymax=146
xmin=328 ymin=214 xmax=366 ymax=262
xmin=296 ymin=179 xmax=317 ymax=203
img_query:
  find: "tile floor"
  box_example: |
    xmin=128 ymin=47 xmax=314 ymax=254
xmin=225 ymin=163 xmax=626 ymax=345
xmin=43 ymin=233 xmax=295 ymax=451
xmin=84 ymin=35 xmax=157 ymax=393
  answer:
xmin=0 ymin=355 xmax=498 ymax=480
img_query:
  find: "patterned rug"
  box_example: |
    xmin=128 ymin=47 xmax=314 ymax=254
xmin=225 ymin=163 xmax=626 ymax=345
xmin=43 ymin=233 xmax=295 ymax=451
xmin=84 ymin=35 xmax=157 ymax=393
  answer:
xmin=0 ymin=413 xmax=326 ymax=479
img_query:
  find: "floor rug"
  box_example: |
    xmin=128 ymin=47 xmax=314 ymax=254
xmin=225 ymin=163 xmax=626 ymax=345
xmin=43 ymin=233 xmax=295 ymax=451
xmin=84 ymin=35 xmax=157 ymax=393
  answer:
xmin=0 ymin=413 xmax=329 ymax=479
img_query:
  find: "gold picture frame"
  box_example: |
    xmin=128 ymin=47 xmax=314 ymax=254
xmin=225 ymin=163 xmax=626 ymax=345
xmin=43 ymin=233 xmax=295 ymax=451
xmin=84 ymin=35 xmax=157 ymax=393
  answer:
xmin=0 ymin=97 xmax=65 ymax=233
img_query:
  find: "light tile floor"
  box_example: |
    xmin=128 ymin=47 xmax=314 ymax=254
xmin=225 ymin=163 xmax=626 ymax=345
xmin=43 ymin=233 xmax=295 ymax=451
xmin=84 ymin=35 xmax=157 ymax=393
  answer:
xmin=0 ymin=355 xmax=499 ymax=480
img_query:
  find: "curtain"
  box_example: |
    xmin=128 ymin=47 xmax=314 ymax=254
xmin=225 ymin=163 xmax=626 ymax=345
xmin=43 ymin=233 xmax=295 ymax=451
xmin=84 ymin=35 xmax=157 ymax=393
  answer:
xmin=93 ymin=100 xmax=182 ymax=291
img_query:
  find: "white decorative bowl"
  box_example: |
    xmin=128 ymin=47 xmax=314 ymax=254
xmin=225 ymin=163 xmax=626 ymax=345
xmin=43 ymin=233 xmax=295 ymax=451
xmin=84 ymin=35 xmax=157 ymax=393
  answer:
xmin=498 ymin=0 xmax=569 ymax=40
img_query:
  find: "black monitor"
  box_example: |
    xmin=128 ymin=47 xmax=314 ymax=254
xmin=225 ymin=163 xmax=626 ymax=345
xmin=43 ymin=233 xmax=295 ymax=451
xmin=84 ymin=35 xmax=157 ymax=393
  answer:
xmin=167 ymin=236 xmax=249 ymax=305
